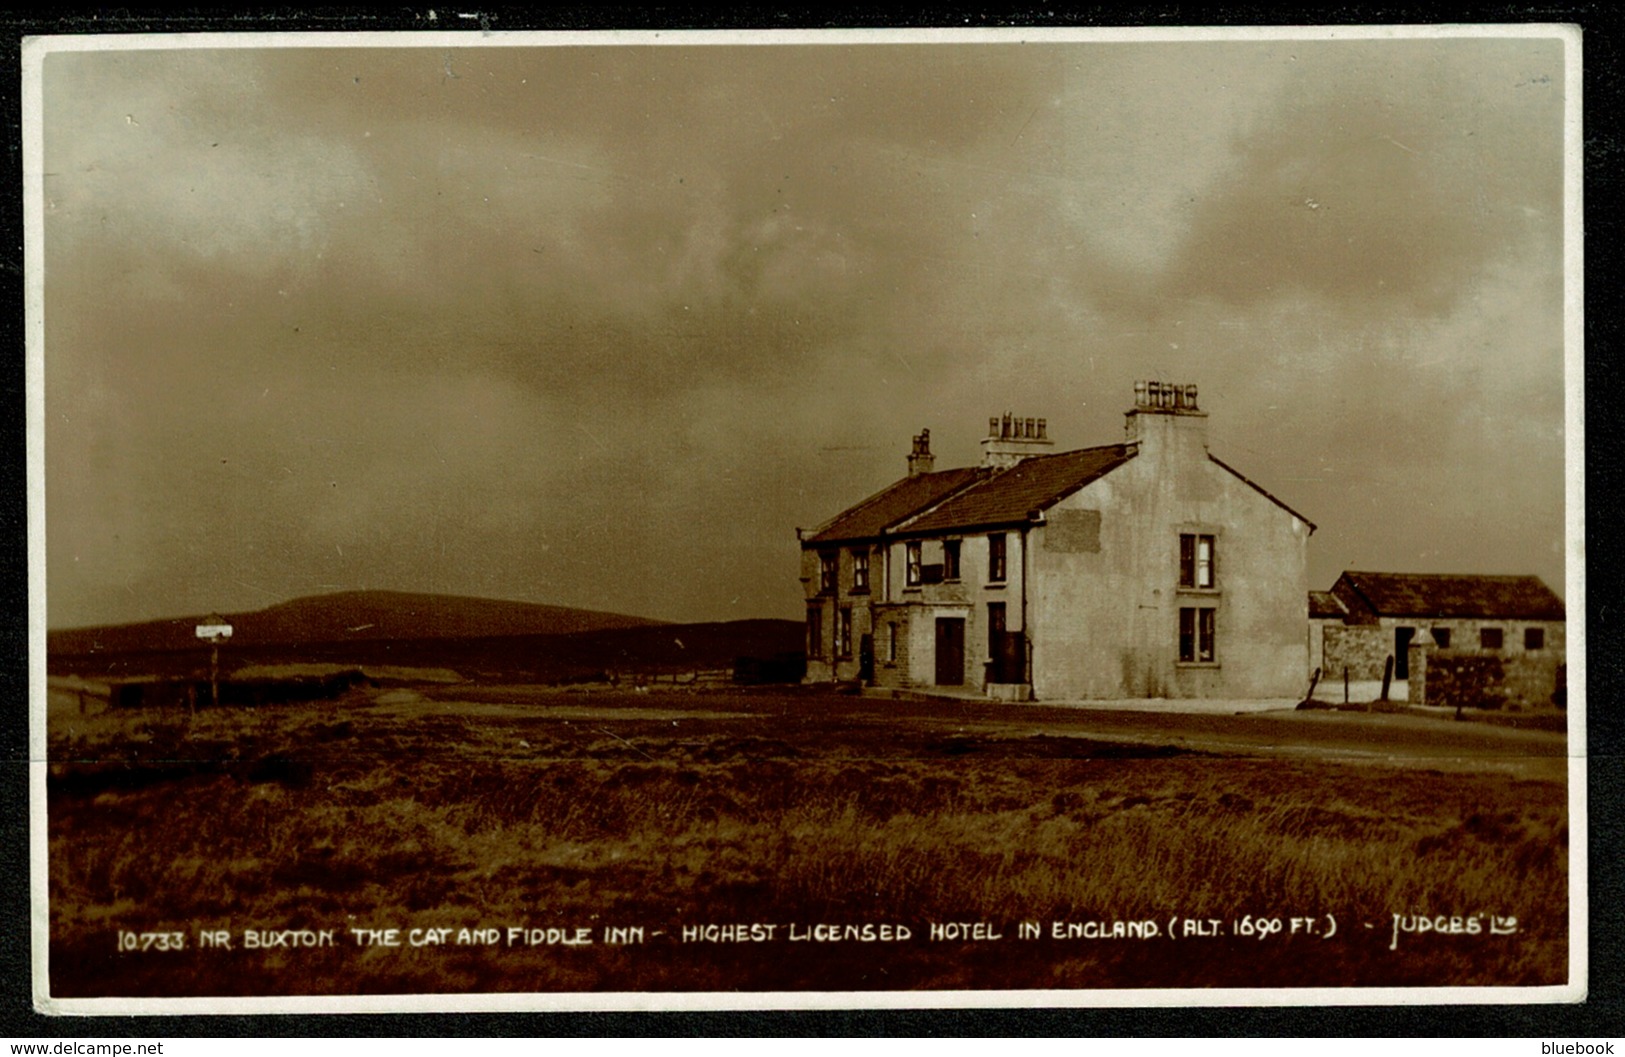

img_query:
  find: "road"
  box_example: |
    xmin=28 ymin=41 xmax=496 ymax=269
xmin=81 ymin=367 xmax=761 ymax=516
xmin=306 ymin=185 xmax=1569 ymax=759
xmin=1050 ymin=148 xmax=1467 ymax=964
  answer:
xmin=413 ymin=684 xmax=1571 ymax=781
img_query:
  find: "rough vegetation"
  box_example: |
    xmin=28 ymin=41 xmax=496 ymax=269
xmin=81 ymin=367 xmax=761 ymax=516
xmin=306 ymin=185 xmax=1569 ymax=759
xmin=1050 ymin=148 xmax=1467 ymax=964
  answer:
xmin=47 ymin=687 xmax=1568 ymax=996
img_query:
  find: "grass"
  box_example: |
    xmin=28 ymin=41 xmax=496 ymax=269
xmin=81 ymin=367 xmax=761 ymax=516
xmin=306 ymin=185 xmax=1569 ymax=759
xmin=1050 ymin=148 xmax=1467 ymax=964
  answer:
xmin=46 ymin=686 xmax=1569 ymax=996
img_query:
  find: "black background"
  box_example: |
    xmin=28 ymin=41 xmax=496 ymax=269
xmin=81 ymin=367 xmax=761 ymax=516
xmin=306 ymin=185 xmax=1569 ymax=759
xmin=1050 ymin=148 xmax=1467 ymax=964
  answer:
xmin=1 ymin=5 xmax=1617 ymax=1039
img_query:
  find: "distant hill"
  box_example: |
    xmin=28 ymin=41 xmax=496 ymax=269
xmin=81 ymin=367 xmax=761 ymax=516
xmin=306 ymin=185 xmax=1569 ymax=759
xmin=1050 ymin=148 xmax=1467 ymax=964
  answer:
xmin=48 ymin=590 xmax=665 ymax=657
xmin=49 ymin=613 xmax=804 ymax=685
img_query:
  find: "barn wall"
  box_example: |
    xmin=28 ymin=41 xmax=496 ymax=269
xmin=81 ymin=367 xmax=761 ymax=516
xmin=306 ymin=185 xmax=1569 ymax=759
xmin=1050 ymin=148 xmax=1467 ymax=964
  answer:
xmin=1410 ymin=643 xmax=1567 ymax=710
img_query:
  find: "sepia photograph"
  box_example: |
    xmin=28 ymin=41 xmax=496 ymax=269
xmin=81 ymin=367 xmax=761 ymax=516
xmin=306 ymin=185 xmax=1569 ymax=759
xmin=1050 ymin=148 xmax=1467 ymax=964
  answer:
xmin=25 ymin=24 xmax=1583 ymax=1013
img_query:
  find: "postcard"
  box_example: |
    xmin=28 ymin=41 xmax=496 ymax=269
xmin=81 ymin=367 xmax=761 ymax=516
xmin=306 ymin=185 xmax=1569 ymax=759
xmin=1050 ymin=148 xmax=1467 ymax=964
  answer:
xmin=25 ymin=24 xmax=1584 ymax=1014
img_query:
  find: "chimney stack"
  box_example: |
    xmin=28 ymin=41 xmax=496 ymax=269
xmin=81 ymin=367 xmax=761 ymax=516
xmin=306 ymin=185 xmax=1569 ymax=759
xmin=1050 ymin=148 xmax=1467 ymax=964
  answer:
xmin=1125 ymin=380 xmax=1208 ymax=455
xmin=907 ymin=429 xmax=935 ymax=477
xmin=980 ymin=411 xmax=1054 ymax=469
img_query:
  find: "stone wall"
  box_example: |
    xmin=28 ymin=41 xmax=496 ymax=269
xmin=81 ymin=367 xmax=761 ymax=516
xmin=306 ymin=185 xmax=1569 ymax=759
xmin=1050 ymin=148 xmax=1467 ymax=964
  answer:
xmin=1322 ymin=618 xmax=1564 ymax=685
xmin=1321 ymin=624 xmax=1393 ymax=680
xmin=1410 ymin=644 xmax=1565 ymax=710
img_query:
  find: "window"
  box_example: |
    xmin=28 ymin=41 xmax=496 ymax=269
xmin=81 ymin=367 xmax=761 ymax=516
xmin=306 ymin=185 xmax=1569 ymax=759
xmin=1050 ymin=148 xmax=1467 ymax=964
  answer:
xmin=1431 ymin=627 xmax=1451 ymax=648
xmin=851 ymin=549 xmax=869 ymax=593
xmin=1179 ymin=606 xmax=1217 ymax=663
xmin=836 ymin=607 xmax=853 ymax=658
xmin=905 ymin=541 xmax=923 ymax=587
xmin=1179 ymin=533 xmax=1216 ymax=589
xmin=818 ymin=552 xmax=837 ymax=595
xmin=943 ymin=539 xmax=962 ymax=581
xmin=1480 ymin=627 xmax=1504 ymax=651
xmin=988 ymin=533 xmax=1007 ymax=583
xmin=886 ymin=623 xmax=897 ymax=663
xmin=806 ymin=606 xmax=824 ymax=659
xmin=1524 ymin=627 xmax=1545 ymax=651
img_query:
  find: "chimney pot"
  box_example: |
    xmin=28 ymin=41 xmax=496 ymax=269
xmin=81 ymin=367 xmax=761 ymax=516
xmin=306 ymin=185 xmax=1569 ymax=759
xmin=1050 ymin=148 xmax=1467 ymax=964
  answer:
xmin=981 ymin=410 xmax=1055 ymax=469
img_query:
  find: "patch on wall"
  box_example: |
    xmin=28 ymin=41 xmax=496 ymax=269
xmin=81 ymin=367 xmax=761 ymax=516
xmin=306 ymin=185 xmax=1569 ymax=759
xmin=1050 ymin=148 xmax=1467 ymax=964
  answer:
xmin=1045 ymin=509 xmax=1101 ymax=553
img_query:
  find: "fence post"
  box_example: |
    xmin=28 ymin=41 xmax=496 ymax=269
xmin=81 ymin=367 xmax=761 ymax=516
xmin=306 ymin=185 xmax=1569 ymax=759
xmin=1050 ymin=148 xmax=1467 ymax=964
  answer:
xmin=1380 ymin=654 xmax=1394 ymax=703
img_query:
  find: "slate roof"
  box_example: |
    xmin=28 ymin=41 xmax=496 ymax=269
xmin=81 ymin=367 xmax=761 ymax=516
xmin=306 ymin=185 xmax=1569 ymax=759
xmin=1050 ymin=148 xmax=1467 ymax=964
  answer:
xmin=900 ymin=444 xmax=1137 ymax=535
xmin=804 ymin=466 xmax=986 ymax=544
xmin=1308 ymin=591 xmax=1347 ymax=619
xmin=1334 ymin=572 xmax=1565 ymax=621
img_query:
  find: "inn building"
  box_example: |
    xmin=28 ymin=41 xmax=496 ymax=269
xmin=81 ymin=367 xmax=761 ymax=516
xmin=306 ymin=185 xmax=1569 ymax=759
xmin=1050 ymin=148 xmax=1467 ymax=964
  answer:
xmin=797 ymin=383 xmax=1315 ymax=700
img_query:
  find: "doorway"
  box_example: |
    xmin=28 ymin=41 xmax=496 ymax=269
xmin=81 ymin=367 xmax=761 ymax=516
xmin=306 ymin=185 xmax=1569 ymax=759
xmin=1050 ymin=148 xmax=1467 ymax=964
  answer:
xmin=1395 ymin=626 xmax=1415 ymax=679
xmin=935 ymin=618 xmax=966 ymax=686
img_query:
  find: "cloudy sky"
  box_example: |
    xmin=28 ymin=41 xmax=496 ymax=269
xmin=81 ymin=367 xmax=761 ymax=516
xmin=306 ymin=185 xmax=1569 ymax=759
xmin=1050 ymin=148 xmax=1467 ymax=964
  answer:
xmin=36 ymin=30 xmax=1572 ymax=629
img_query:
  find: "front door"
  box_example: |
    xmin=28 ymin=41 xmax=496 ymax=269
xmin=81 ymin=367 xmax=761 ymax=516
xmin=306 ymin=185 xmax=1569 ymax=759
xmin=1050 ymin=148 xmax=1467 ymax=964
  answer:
xmin=986 ymin=603 xmax=1006 ymax=682
xmin=935 ymin=617 xmax=966 ymax=686
xmin=858 ymin=634 xmax=874 ymax=684
xmin=1395 ymin=626 xmax=1415 ymax=679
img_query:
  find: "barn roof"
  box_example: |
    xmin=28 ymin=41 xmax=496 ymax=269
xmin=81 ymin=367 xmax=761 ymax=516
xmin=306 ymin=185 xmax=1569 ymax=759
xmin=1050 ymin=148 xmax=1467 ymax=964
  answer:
xmin=899 ymin=444 xmax=1137 ymax=535
xmin=1308 ymin=590 xmax=1347 ymax=619
xmin=1334 ymin=572 xmax=1565 ymax=620
xmin=803 ymin=466 xmax=986 ymax=545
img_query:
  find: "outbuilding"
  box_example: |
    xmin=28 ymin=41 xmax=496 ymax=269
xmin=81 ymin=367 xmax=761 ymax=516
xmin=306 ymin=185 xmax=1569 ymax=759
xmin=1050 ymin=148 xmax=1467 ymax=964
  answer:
xmin=1314 ymin=570 xmax=1565 ymax=707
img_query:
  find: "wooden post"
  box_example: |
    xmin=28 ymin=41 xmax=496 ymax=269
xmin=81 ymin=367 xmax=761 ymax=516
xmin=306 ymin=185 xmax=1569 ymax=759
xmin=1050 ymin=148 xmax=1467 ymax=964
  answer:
xmin=210 ymin=641 xmax=219 ymax=710
xmin=1343 ymin=666 xmax=1349 ymax=706
xmin=1380 ymin=654 xmax=1394 ymax=703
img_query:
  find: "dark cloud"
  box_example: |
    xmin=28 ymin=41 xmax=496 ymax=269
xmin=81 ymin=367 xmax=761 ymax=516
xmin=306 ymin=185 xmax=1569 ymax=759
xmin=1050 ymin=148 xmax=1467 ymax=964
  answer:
xmin=40 ymin=35 xmax=1571 ymax=628
xmin=1151 ymin=40 xmax=1564 ymax=319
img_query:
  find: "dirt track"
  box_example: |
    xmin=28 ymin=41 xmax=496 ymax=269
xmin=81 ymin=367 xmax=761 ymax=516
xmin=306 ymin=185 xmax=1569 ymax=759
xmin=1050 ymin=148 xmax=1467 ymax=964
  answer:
xmin=405 ymin=686 xmax=1570 ymax=782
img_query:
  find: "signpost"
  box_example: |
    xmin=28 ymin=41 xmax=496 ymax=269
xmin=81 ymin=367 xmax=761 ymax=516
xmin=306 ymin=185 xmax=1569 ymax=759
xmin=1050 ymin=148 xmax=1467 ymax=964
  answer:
xmin=194 ymin=614 xmax=233 ymax=711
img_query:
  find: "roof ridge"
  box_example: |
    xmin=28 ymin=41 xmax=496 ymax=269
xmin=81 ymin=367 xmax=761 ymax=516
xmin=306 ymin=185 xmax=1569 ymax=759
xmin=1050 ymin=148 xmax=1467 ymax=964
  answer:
xmin=889 ymin=444 xmax=1139 ymax=536
xmin=803 ymin=464 xmax=989 ymax=544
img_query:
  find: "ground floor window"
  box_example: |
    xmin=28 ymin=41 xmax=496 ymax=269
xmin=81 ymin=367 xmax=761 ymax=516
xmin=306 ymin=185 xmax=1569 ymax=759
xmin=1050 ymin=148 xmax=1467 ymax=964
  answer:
xmin=1432 ymin=627 xmax=1451 ymax=647
xmin=1179 ymin=606 xmax=1216 ymax=663
xmin=1481 ymin=627 xmax=1504 ymax=651
xmin=806 ymin=605 xmax=823 ymax=659
xmin=836 ymin=607 xmax=853 ymax=658
xmin=1525 ymin=627 xmax=1545 ymax=650
xmin=886 ymin=622 xmax=898 ymax=663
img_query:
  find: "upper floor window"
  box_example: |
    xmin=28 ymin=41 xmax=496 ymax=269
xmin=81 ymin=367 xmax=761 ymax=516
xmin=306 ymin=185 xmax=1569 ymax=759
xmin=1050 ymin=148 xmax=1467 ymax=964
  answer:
xmin=851 ymin=549 xmax=870 ymax=593
xmin=1179 ymin=533 xmax=1216 ymax=589
xmin=906 ymin=541 xmax=923 ymax=587
xmin=943 ymin=539 xmax=962 ymax=581
xmin=1525 ymin=627 xmax=1545 ymax=651
xmin=988 ymin=533 xmax=1007 ymax=583
xmin=818 ymin=552 xmax=837 ymax=595
xmin=1480 ymin=627 xmax=1504 ymax=651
